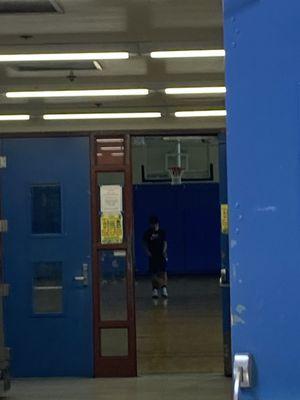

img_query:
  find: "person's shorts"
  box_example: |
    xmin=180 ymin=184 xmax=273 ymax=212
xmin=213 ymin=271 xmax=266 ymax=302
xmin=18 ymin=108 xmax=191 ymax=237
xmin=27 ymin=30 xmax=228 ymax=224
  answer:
xmin=149 ymin=256 xmax=167 ymax=274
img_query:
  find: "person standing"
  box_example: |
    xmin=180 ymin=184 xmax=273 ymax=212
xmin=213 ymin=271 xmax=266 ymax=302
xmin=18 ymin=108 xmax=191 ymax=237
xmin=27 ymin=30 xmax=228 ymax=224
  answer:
xmin=143 ymin=216 xmax=168 ymax=299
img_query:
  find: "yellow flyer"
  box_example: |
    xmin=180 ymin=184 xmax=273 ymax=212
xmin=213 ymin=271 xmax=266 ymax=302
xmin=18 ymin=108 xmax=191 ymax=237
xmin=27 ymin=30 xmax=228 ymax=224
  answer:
xmin=221 ymin=204 xmax=229 ymax=234
xmin=101 ymin=213 xmax=123 ymax=244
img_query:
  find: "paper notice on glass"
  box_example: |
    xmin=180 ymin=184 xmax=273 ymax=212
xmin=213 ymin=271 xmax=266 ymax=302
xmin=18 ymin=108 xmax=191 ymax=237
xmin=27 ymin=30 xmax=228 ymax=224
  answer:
xmin=100 ymin=185 xmax=123 ymax=213
xmin=101 ymin=213 xmax=123 ymax=244
xmin=221 ymin=204 xmax=229 ymax=234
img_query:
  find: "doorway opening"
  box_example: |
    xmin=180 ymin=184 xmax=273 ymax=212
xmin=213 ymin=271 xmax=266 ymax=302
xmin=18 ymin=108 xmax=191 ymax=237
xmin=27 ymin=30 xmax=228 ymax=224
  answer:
xmin=131 ymin=134 xmax=230 ymax=376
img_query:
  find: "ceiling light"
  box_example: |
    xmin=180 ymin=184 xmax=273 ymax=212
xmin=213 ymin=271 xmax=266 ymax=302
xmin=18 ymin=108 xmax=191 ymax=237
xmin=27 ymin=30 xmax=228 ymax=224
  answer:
xmin=151 ymin=50 xmax=225 ymax=59
xmin=165 ymin=87 xmax=226 ymax=95
xmin=0 ymin=52 xmax=129 ymax=63
xmin=0 ymin=114 xmax=30 ymax=121
xmin=93 ymin=61 xmax=104 ymax=71
xmin=100 ymin=146 xmax=124 ymax=151
xmin=6 ymin=89 xmax=149 ymax=98
xmin=43 ymin=112 xmax=162 ymax=120
xmin=111 ymin=153 xmax=124 ymax=157
xmin=96 ymin=138 xmax=124 ymax=143
xmin=175 ymin=110 xmax=227 ymax=118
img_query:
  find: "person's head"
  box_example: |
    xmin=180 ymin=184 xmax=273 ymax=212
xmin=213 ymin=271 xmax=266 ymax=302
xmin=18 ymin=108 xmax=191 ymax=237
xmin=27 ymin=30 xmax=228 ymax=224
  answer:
xmin=149 ymin=216 xmax=159 ymax=231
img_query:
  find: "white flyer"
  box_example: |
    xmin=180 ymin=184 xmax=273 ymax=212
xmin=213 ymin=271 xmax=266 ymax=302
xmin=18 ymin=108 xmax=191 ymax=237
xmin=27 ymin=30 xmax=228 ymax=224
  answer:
xmin=100 ymin=185 xmax=123 ymax=213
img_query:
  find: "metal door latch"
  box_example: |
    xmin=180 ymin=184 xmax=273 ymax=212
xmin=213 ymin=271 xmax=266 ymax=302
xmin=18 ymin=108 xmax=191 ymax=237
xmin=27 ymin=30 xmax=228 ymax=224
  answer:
xmin=74 ymin=263 xmax=88 ymax=286
xmin=220 ymin=267 xmax=229 ymax=287
xmin=0 ymin=156 xmax=7 ymax=169
xmin=233 ymin=354 xmax=253 ymax=400
xmin=0 ymin=220 xmax=8 ymax=233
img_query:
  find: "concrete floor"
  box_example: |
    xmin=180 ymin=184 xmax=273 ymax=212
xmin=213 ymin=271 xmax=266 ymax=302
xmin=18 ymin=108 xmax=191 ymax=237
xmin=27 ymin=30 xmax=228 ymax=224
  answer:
xmin=136 ymin=276 xmax=224 ymax=374
xmin=9 ymin=374 xmax=232 ymax=400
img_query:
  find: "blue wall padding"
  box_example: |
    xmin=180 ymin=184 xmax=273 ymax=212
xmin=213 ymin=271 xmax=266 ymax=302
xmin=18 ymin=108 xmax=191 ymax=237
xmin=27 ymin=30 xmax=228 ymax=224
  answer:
xmin=133 ymin=184 xmax=221 ymax=275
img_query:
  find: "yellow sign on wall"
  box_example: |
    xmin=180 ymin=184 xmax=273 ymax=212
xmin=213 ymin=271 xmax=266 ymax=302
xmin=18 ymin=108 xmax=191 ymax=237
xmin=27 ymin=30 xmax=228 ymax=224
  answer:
xmin=221 ymin=204 xmax=229 ymax=234
xmin=101 ymin=213 xmax=123 ymax=244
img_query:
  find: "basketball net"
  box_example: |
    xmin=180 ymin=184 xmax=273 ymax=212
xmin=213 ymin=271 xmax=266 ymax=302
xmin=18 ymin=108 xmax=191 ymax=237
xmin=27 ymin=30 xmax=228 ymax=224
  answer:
xmin=168 ymin=166 xmax=184 ymax=185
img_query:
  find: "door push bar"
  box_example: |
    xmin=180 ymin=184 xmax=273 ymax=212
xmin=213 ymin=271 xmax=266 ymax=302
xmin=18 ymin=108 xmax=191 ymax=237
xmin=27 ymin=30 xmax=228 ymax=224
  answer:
xmin=233 ymin=354 xmax=253 ymax=400
xmin=219 ymin=267 xmax=230 ymax=288
xmin=74 ymin=263 xmax=89 ymax=286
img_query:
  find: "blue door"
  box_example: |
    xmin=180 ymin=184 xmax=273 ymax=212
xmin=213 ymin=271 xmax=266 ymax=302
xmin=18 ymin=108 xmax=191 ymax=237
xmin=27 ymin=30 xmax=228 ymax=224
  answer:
xmin=1 ymin=137 xmax=93 ymax=377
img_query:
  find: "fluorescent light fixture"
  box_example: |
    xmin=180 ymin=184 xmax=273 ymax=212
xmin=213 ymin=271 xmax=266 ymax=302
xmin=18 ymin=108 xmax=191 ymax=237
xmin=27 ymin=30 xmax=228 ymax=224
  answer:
xmin=151 ymin=50 xmax=225 ymax=59
xmin=175 ymin=110 xmax=227 ymax=118
xmin=6 ymin=89 xmax=149 ymax=98
xmin=100 ymin=146 xmax=124 ymax=151
xmin=111 ymin=153 xmax=124 ymax=157
xmin=165 ymin=87 xmax=226 ymax=95
xmin=0 ymin=52 xmax=129 ymax=63
xmin=43 ymin=112 xmax=162 ymax=120
xmin=96 ymin=138 xmax=124 ymax=143
xmin=0 ymin=114 xmax=30 ymax=121
xmin=93 ymin=60 xmax=104 ymax=71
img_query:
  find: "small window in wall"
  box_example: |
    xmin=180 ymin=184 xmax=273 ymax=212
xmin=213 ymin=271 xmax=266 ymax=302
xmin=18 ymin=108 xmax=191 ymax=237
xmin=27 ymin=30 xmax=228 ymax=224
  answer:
xmin=33 ymin=262 xmax=63 ymax=314
xmin=31 ymin=184 xmax=62 ymax=234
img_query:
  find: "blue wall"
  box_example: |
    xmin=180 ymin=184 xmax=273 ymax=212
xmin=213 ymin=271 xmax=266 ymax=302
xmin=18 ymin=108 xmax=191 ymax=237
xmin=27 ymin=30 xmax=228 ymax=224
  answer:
xmin=224 ymin=1 xmax=300 ymax=399
xmin=133 ymin=183 xmax=221 ymax=275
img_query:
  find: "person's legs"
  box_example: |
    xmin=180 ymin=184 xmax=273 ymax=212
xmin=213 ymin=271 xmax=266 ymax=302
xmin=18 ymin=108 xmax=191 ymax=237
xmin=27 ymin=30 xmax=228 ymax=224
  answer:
xmin=152 ymin=273 xmax=160 ymax=289
xmin=158 ymin=271 xmax=168 ymax=298
xmin=151 ymin=275 xmax=159 ymax=298
xmin=150 ymin=257 xmax=168 ymax=298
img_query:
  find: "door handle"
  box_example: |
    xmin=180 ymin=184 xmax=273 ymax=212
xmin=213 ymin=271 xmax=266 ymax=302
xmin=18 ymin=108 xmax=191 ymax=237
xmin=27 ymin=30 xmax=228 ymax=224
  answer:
xmin=74 ymin=263 xmax=88 ymax=286
xmin=233 ymin=354 xmax=253 ymax=400
xmin=220 ymin=268 xmax=230 ymax=287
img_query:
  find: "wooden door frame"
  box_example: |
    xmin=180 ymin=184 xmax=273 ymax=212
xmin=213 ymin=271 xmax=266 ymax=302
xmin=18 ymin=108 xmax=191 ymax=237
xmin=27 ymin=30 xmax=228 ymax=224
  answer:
xmin=91 ymin=134 xmax=137 ymax=377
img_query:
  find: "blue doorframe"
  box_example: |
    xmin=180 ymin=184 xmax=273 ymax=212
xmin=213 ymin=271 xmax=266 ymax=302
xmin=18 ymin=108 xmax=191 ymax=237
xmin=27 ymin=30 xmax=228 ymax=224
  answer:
xmin=2 ymin=137 xmax=93 ymax=377
xmin=224 ymin=1 xmax=300 ymax=398
xmin=218 ymin=133 xmax=232 ymax=377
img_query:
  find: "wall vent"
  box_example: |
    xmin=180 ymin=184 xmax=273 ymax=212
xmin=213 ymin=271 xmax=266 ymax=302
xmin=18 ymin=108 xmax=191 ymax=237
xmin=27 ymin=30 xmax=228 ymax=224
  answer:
xmin=0 ymin=0 xmax=64 ymax=14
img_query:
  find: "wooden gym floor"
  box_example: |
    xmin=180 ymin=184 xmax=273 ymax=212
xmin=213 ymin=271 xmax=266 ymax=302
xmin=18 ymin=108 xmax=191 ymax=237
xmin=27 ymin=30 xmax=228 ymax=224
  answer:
xmin=135 ymin=276 xmax=224 ymax=375
xmin=10 ymin=374 xmax=231 ymax=400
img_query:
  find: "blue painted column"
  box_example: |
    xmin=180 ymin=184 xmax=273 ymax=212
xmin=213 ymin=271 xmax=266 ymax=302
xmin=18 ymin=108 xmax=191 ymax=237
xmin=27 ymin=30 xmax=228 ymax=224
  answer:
xmin=224 ymin=1 xmax=300 ymax=399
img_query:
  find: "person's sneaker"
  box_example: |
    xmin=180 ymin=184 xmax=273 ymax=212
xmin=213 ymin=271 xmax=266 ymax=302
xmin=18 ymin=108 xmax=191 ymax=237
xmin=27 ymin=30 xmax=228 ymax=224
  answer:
xmin=161 ymin=286 xmax=168 ymax=298
xmin=152 ymin=288 xmax=159 ymax=299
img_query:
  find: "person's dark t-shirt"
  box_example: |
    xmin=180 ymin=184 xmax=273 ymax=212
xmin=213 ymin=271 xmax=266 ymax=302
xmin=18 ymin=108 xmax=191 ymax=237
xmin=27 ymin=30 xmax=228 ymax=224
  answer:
xmin=143 ymin=228 xmax=167 ymax=273
xmin=143 ymin=228 xmax=166 ymax=258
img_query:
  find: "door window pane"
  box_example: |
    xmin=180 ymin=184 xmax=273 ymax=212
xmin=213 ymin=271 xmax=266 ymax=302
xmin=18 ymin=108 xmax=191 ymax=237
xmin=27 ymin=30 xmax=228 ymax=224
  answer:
xmin=101 ymin=329 xmax=128 ymax=356
xmin=33 ymin=262 xmax=63 ymax=314
xmin=31 ymin=184 xmax=62 ymax=234
xmin=100 ymin=250 xmax=127 ymax=320
xmin=96 ymin=138 xmax=125 ymax=165
xmin=98 ymin=173 xmax=125 ymax=245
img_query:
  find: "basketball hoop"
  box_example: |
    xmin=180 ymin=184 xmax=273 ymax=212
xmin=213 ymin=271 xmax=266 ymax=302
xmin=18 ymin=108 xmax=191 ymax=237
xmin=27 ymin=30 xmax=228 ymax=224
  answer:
xmin=168 ymin=166 xmax=184 ymax=185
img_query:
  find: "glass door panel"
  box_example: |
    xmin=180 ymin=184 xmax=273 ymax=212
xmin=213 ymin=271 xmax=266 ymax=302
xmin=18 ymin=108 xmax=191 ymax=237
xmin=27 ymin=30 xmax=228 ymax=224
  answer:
xmin=99 ymin=250 xmax=127 ymax=321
